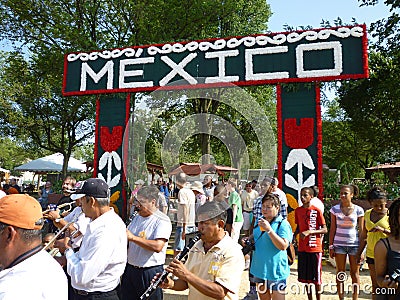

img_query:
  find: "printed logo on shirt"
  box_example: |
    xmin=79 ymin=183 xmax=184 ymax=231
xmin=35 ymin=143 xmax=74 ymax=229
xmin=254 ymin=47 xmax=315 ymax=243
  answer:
xmin=309 ymin=209 xmax=318 ymax=248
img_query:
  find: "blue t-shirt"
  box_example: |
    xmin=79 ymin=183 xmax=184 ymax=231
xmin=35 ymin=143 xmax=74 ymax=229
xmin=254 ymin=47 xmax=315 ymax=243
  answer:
xmin=250 ymin=215 xmax=293 ymax=281
xmin=158 ymin=185 xmax=169 ymax=202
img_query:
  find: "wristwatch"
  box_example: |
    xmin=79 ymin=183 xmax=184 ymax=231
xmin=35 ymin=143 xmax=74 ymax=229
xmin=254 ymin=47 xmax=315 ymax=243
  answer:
xmin=55 ymin=218 xmax=62 ymax=223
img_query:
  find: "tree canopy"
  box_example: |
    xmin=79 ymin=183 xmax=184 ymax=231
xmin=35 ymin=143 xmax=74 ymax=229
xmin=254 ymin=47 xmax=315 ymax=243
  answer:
xmin=320 ymin=1 xmax=400 ymax=180
xmin=0 ymin=0 xmax=273 ymax=177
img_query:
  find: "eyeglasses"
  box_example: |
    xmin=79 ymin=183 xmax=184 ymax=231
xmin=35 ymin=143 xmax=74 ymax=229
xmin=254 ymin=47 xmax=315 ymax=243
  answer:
xmin=262 ymin=206 xmax=274 ymax=210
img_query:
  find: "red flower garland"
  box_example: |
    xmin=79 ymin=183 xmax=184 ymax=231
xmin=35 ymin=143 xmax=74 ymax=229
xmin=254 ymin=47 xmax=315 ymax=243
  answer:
xmin=100 ymin=126 xmax=123 ymax=152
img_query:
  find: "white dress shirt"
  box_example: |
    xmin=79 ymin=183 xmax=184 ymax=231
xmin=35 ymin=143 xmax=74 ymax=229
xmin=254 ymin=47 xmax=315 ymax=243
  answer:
xmin=66 ymin=208 xmax=127 ymax=292
xmin=0 ymin=250 xmax=67 ymax=300
xmin=64 ymin=206 xmax=90 ymax=248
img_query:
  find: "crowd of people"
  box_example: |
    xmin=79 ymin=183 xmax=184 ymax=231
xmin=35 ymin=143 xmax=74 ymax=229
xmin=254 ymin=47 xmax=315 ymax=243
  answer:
xmin=0 ymin=174 xmax=399 ymax=300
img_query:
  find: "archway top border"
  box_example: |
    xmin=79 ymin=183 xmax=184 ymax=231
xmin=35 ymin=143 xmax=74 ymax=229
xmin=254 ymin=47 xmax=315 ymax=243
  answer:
xmin=67 ymin=25 xmax=365 ymax=63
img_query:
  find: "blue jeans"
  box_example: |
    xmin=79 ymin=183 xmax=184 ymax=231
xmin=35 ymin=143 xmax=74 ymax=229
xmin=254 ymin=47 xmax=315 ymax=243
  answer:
xmin=174 ymin=226 xmax=196 ymax=251
xmin=255 ymin=278 xmax=287 ymax=292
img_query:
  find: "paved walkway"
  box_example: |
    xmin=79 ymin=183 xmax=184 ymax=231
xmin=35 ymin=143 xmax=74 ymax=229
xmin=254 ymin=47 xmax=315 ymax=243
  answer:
xmin=162 ymin=258 xmax=373 ymax=299
xmin=163 ymin=209 xmax=373 ymax=299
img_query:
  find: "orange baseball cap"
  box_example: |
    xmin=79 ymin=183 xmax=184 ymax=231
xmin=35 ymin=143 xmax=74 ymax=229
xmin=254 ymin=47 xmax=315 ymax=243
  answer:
xmin=0 ymin=194 xmax=44 ymax=230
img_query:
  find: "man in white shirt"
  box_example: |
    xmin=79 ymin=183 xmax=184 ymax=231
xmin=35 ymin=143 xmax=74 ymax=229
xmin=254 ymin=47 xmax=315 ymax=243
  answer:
xmin=0 ymin=194 xmax=67 ymax=299
xmin=121 ymin=185 xmax=172 ymax=300
xmin=44 ymin=180 xmax=90 ymax=251
xmin=270 ymin=177 xmax=288 ymax=219
xmin=58 ymin=178 xmax=127 ymax=299
xmin=174 ymin=172 xmax=196 ymax=257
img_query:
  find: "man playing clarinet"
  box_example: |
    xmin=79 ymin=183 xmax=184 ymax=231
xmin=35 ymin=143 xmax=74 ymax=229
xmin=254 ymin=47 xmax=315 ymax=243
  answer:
xmin=121 ymin=185 xmax=172 ymax=300
xmin=158 ymin=201 xmax=244 ymax=300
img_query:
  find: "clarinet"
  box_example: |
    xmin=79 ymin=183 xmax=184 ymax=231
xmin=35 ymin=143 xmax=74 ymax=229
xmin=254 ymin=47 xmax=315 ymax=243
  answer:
xmin=126 ymin=206 xmax=139 ymax=225
xmin=140 ymin=232 xmax=202 ymax=300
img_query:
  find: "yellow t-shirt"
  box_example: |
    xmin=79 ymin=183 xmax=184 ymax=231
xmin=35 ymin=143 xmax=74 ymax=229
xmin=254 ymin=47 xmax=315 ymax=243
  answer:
xmin=365 ymin=209 xmax=390 ymax=258
xmin=184 ymin=233 xmax=244 ymax=300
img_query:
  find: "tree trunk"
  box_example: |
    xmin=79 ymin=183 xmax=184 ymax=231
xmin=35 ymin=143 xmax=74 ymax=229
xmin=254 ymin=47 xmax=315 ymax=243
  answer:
xmin=62 ymin=152 xmax=71 ymax=179
xmin=199 ymin=98 xmax=212 ymax=164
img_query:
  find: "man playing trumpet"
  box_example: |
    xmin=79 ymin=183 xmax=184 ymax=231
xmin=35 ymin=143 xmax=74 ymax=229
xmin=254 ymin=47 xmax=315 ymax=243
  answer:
xmin=44 ymin=180 xmax=90 ymax=252
xmin=44 ymin=180 xmax=91 ymax=300
xmin=57 ymin=178 xmax=127 ymax=300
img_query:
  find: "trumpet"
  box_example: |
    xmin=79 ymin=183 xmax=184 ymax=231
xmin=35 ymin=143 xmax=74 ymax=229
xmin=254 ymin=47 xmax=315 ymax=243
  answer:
xmin=41 ymin=212 xmax=82 ymax=255
xmin=43 ymin=201 xmax=75 ymax=215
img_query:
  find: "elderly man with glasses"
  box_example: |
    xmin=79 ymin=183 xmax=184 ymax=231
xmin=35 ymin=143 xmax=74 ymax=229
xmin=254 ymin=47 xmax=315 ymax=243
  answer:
xmin=121 ymin=185 xmax=172 ymax=300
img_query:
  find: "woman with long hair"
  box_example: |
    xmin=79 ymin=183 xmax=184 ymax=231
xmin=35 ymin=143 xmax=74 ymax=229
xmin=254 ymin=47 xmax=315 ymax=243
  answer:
xmin=329 ymin=184 xmax=364 ymax=300
xmin=374 ymin=198 xmax=400 ymax=299
xmin=356 ymin=187 xmax=390 ymax=299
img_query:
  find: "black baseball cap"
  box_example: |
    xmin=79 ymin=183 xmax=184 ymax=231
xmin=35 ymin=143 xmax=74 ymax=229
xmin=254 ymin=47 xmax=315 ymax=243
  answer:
xmin=70 ymin=178 xmax=109 ymax=200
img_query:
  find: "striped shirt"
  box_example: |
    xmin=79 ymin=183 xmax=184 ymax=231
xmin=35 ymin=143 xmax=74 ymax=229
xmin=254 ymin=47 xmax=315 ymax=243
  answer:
xmin=330 ymin=204 xmax=364 ymax=247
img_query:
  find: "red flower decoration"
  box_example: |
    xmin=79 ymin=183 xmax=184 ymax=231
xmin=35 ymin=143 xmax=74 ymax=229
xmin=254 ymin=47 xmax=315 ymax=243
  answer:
xmin=100 ymin=126 xmax=123 ymax=152
xmin=284 ymin=118 xmax=314 ymax=149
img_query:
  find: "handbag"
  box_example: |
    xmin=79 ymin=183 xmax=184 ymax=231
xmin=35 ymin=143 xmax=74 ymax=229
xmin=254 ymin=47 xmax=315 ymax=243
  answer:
xmin=286 ymin=242 xmax=296 ymax=265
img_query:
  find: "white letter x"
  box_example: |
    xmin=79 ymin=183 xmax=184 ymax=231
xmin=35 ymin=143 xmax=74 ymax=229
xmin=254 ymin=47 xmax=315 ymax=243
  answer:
xmin=159 ymin=53 xmax=198 ymax=86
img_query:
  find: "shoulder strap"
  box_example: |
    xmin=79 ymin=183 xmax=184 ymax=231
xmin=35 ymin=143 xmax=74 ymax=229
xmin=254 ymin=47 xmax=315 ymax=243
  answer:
xmin=253 ymin=231 xmax=265 ymax=246
xmin=276 ymin=219 xmax=283 ymax=234
xmin=381 ymin=238 xmax=391 ymax=251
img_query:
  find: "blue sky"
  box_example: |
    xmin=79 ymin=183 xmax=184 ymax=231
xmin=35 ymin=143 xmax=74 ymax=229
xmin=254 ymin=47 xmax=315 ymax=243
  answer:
xmin=267 ymin=0 xmax=391 ymax=33
xmin=266 ymin=0 xmax=392 ymax=103
xmin=0 ymin=1 xmax=391 ymax=51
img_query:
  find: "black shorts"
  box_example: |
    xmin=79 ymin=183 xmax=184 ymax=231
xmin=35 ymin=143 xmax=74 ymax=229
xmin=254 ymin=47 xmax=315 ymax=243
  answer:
xmin=366 ymin=256 xmax=374 ymax=264
xmin=297 ymin=252 xmax=322 ymax=284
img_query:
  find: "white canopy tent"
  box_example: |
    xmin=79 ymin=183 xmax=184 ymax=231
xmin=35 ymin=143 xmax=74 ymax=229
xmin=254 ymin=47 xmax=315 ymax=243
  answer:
xmin=0 ymin=167 xmax=10 ymax=173
xmin=14 ymin=153 xmax=86 ymax=173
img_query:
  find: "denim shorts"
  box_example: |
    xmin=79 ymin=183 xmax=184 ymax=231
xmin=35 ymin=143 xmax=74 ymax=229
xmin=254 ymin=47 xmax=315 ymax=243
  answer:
xmin=174 ymin=226 xmax=196 ymax=251
xmin=253 ymin=277 xmax=286 ymax=292
xmin=334 ymin=245 xmax=358 ymax=256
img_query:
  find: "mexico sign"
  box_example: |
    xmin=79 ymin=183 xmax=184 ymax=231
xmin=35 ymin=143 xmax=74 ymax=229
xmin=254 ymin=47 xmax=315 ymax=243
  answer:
xmin=63 ymin=25 xmax=367 ymax=96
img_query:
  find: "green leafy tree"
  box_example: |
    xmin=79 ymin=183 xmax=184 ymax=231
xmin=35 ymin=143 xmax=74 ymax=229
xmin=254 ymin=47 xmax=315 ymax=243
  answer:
xmin=336 ymin=51 xmax=400 ymax=168
xmin=359 ymin=0 xmax=400 ymax=53
xmin=0 ymin=52 xmax=95 ymax=177
xmin=0 ymin=137 xmax=36 ymax=174
xmin=0 ymin=0 xmax=272 ymax=175
xmin=319 ymin=1 xmax=400 ymax=181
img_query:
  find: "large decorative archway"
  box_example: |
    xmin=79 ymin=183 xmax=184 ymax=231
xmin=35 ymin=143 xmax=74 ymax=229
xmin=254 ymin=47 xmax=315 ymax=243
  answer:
xmin=63 ymin=25 xmax=368 ymax=218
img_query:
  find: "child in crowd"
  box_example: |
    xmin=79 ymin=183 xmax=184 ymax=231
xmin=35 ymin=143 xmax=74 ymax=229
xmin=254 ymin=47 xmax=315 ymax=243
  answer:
xmin=375 ymin=198 xmax=400 ymax=299
xmin=356 ymin=187 xmax=390 ymax=299
xmin=295 ymin=187 xmax=327 ymax=300
xmin=329 ymin=184 xmax=364 ymax=300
